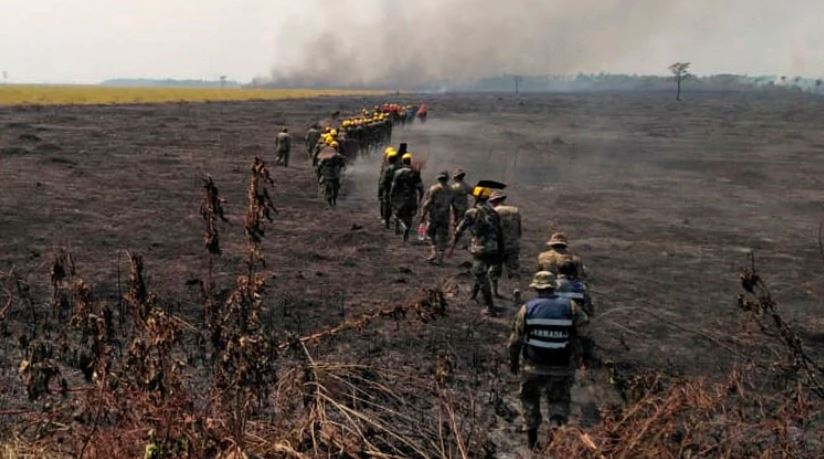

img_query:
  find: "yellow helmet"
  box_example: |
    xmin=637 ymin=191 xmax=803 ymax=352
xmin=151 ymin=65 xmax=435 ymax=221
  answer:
xmin=342 ymin=120 xmax=350 ymax=127
xmin=386 ymin=150 xmax=399 ymax=159
xmin=330 ymin=141 xmax=339 ymax=148
xmin=472 ymin=186 xmax=492 ymax=199
xmin=330 ymin=129 xmax=337 ymax=136
xmin=384 ymin=147 xmax=397 ymax=157
xmin=402 ymin=152 xmax=413 ymax=162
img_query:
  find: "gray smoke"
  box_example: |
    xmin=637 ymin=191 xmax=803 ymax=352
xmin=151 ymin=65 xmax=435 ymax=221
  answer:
xmin=267 ymin=0 xmax=824 ymax=88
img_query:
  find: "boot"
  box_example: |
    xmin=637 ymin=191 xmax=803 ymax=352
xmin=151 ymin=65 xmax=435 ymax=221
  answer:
xmin=527 ymin=428 xmax=538 ymax=450
xmin=482 ymin=290 xmax=498 ymax=316
xmin=492 ymin=279 xmax=503 ymax=299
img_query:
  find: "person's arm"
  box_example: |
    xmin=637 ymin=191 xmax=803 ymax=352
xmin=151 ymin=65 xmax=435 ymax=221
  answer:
xmin=508 ymin=306 xmax=527 ymax=374
xmin=572 ymin=303 xmax=592 ymax=368
xmin=420 ymin=189 xmax=433 ymax=221
xmin=453 ymin=209 xmax=472 ymax=243
xmin=389 ymin=172 xmax=398 ymax=201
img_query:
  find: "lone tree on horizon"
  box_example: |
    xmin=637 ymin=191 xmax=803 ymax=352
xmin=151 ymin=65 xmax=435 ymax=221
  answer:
xmin=669 ymin=62 xmax=691 ymax=101
xmin=513 ymin=75 xmax=523 ymax=95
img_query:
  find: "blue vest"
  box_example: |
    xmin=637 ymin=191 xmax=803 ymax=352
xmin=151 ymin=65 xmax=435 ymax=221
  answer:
xmin=556 ymin=278 xmax=586 ymax=302
xmin=523 ymin=295 xmax=574 ymax=366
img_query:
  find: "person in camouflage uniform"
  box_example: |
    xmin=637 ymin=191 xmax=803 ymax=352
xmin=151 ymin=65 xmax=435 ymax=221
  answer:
xmin=420 ymin=171 xmax=453 ymax=265
xmin=450 ymin=169 xmax=473 ymax=221
xmin=389 ymin=153 xmax=424 ymax=241
xmin=554 ymin=260 xmax=593 ymax=316
xmin=508 ymin=271 xmax=590 ymax=449
xmin=536 ymin=233 xmax=586 ymax=279
xmin=274 ymin=128 xmax=291 ymax=167
xmin=377 ymin=147 xmax=396 ymax=222
xmin=305 ymin=125 xmax=320 ymax=160
xmin=487 ymin=191 xmax=522 ymax=297
xmin=315 ymin=142 xmax=346 ymax=207
xmin=378 ymin=148 xmax=400 ymax=228
xmin=453 ymin=187 xmax=504 ymax=315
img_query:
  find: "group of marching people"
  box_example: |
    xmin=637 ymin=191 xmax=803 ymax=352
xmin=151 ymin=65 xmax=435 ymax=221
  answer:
xmin=383 ymin=103 xmax=428 ymax=125
xmin=299 ymin=103 xmax=428 ymax=208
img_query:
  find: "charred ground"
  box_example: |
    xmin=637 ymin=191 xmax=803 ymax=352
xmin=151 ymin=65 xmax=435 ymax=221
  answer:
xmin=1 ymin=92 xmax=824 ymax=456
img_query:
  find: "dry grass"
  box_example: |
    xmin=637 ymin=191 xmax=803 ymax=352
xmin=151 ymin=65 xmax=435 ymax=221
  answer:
xmin=0 ymin=85 xmax=386 ymax=106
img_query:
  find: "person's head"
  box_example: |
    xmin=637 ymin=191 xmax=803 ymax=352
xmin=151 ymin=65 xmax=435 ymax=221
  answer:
xmin=546 ymin=232 xmax=569 ymax=249
xmin=488 ymin=190 xmax=507 ymax=207
xmin=386 ymin=150 xmax=399 ymax=163
xmin=402 ymin=153 xmax=413 ymax=165
xmin=452 ymin=168 xmax=466 ymax=182
xmin=557 ymin=260 xmax=578 ymax=279
xmin=436 ymin=171 xmax=449 ymax=183
xmin=471 ymin=185 xmax=496 ymax=205
xmin=530 ymin=271 xmax=556 ymax=295
xmin=282 ymin=128 xmax=288 ymax=133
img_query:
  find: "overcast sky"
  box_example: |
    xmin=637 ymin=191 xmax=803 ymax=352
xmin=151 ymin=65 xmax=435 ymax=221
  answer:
xmin=1 ymin=0 xmax=823 ymax=85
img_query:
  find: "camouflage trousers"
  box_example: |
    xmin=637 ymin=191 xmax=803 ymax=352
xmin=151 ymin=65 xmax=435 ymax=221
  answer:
xmin=520 ymin=372 xmax=573 ymax=430
xmin=470 ymin=254 xmax=497 ymax=306
xmin=275 ymin=149 xmax=290 ymax=167
xmin=392 ymin=201 xmax=418 ymax=238
xmin=489 ymin=249 xmax=520 ymax=281
xmin=426 ymin=220 xmax=450 ymax=253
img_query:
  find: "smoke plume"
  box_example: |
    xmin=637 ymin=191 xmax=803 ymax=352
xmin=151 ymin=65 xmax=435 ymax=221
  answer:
xmin=267 ymin=0 xmax=824 ymax=88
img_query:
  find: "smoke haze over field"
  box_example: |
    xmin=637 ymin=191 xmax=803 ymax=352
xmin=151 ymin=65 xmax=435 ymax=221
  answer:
xmin=269 ymin=0 xmax=824 ymax=87
xmin=1 ymin=0 xmax=822 ymax=84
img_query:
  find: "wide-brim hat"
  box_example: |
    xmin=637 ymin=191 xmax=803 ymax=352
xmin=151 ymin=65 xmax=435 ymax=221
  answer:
xmin=488 ymin=190 xmax=507 ymax=202
xmin=452 ymin=168 xmax=466 ymax=179
xmin=546 ymin=232 xmax=568 ymax=247
xmin=530 ymin=271 xmax=556 ymax=289
xmin=436 ymin=170 xmax=449 ymax=181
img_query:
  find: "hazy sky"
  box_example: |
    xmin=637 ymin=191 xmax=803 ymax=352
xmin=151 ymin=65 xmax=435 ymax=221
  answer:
xmin=1 ymin=0 xmax=823 ymax=85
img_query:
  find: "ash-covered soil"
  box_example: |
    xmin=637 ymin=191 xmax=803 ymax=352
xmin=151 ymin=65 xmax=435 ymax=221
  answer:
xmin=2 ymin=91 xmax=824 ymax=455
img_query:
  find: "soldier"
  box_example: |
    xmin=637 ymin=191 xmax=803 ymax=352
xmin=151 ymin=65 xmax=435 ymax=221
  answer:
xmin=420 ymin=171 xmax=453 ymax=264
xmin=305 ymin=124 xmax=320 ymax=160
xmin=389 ymin=152 xmax=424 ymax=241
xmin=452 ymin=185 xmax=504 ymax=316
xmin=487 ymin=191 xmax=522 ymax=298
xmin=536 ymin=233 xmax=586 ymax=279
xmin=315 ymin=141 xmax=346 ymax=207
xmin=508 ymin=271 xmax=590 ymax=449
xmin=275 ymin=128 xmax=292 ymax=167
xmin=554 ymin=261 xmax=592 ymax=315
xmin=378 ymin=147 xmax=397 ymax=223
xmin=450 ymin=169 xmax=473 ymax=227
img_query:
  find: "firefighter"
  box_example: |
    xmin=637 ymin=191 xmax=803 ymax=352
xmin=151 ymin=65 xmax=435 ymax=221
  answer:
xmin=389 ymin=152 xmax=424 ymax=241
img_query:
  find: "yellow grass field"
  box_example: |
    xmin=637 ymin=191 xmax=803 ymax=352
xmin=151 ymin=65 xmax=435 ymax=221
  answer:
xmin=0 ymin=85 xmax=386 ymax=106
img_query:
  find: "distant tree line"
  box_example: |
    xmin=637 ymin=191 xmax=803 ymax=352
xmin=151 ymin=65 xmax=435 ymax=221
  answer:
xmin=252 ymin=73 xmax=824 ymax=95
xmin=100 ymin=78 xmax=241 ymax=88
xmin=450 ymin=73 xmax=824 ymax=94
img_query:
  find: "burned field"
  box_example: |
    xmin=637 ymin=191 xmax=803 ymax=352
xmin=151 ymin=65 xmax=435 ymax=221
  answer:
xmin=1 ymin=92 xmax=824 ymax=457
